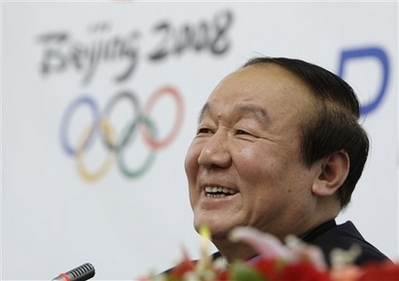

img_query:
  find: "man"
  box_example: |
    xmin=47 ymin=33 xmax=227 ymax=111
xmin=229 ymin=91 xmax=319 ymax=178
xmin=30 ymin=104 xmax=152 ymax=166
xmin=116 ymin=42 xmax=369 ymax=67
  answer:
xmin=184 ymin=56 xmax=389 ymax=266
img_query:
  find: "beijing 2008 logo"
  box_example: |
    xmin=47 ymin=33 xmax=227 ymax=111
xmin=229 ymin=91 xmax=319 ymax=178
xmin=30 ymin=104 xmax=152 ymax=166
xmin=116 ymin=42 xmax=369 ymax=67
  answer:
xmin=59 ymin=85 xmax=184 ymax=182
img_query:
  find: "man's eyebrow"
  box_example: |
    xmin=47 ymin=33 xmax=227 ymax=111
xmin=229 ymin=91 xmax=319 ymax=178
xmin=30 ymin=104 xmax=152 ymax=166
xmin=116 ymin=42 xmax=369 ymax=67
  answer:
xmin=197 ymin=103 xmax=269 ymax=124
xmin=235 ymin=104 xmax=269 ymax=124
xmin=198 ymin=103 xmax=210 ymax=123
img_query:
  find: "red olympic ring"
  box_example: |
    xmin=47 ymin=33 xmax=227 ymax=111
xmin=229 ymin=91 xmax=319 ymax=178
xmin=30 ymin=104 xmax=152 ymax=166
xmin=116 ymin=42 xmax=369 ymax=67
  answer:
xmin=142 ymin=86 xmax=184 ymax=149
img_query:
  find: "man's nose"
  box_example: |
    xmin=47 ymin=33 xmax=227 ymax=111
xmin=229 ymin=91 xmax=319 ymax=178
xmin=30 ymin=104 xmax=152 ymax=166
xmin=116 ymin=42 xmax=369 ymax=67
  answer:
xmin=197 ymin=131 xmax=232 ymax=168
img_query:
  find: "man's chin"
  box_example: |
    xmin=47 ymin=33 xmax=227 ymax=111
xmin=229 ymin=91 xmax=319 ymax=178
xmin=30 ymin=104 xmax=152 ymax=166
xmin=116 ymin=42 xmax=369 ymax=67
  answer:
xmin=194 ymin=221 xmax=234 ymax=240
xmin=210 ymin=231 xmax=231 ymax=241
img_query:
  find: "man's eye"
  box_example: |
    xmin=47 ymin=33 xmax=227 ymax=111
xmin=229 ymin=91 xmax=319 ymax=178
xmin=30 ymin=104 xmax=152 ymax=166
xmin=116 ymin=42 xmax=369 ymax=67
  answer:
xmin=236 ymin=129 xmax=249 ymax=135
xmin=197 ymin=128 xmax=211 ymax=134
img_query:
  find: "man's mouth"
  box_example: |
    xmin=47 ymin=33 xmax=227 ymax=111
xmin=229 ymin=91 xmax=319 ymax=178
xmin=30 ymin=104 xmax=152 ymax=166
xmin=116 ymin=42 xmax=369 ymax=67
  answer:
xmin=205 ymin=186 xmax=237 ymax=198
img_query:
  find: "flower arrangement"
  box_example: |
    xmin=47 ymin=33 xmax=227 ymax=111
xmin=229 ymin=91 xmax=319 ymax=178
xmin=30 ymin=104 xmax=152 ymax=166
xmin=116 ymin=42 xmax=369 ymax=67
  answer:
xmin=142 ymin=226 xmax=398 ymax=281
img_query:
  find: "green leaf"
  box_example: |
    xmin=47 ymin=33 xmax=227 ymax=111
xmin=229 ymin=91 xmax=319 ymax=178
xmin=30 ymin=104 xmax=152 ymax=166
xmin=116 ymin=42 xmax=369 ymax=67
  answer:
xmin=230 ymin=262 xmax=267 ymax=281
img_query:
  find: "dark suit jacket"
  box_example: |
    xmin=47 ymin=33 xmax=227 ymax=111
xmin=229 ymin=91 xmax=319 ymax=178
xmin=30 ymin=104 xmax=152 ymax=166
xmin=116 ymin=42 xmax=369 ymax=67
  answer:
xmin=207 ymin=220 xmax=390 ymax=267
xmin=301 ymin=219 xmax=390 ymax=266
xmin=163 ymin=220 xmax=390 ymax=274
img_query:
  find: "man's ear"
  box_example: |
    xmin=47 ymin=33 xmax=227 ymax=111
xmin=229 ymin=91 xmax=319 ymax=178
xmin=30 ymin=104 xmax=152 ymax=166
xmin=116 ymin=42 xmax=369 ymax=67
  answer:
xmin=312 ymin=150 xmax=350 ymax=196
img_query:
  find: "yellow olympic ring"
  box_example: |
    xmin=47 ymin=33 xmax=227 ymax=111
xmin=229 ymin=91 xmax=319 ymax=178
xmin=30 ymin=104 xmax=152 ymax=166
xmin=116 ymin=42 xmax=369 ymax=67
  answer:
xmin=75 ymin=120 xmax=116 ymax=182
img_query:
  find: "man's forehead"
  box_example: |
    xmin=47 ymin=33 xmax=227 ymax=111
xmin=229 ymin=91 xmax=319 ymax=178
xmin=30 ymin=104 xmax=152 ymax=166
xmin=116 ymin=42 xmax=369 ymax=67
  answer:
xmin=198 ymin=64 xmax=316 ymax=122
xmin=217 ymin=64 xmax=310 ymax=93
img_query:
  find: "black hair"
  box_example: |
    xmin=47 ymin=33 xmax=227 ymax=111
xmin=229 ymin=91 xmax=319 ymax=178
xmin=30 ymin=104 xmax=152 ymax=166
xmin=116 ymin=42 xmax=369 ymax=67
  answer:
xmin=243 ymin=57 xmax=369 ymax=208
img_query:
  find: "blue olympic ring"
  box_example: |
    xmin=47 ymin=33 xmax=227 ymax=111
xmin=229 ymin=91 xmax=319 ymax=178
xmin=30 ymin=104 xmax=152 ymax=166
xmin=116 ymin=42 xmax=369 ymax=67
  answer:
xmin=60 ymin=96 xmax=99 ymax=156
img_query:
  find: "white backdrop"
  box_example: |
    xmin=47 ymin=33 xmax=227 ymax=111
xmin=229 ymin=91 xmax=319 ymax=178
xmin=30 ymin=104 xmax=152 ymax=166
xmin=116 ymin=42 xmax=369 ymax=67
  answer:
xmin=2 ymin=2 xmax=398 ymax=280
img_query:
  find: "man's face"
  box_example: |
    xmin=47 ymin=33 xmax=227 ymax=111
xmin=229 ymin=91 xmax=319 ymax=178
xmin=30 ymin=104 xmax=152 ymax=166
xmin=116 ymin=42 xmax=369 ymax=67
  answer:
xmin=185 ymin=64 xmax=323 ymax=240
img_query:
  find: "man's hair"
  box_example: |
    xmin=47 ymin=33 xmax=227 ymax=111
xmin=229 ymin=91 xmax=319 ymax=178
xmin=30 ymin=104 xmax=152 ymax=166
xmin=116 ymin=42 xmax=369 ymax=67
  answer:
xmin=242 ymin=56 xmax=369 ymax=208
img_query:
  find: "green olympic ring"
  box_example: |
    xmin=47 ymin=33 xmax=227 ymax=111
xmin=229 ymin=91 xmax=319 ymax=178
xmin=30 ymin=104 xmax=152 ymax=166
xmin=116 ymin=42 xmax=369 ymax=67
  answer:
xmin=117 ymin=116 xmax=157 ymax=178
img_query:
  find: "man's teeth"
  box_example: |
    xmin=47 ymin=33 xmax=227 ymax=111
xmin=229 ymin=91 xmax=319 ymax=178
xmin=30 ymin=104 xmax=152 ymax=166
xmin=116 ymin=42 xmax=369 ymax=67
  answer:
xmin=205 ymin=186 xmax=237 ymax=198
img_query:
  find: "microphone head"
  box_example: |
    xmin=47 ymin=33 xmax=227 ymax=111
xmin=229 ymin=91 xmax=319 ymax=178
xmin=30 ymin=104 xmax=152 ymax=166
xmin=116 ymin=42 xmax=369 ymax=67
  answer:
xmin=52 ymin=262 xmax=95 ymax=281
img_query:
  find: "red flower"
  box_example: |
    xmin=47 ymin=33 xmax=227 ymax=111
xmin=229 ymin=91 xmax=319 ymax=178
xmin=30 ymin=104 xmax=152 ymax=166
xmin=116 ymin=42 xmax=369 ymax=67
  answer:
xmin=252 ymin=258 xmax=284 ymax=280
xmin=276 ymin=262 xmax=330 ymax=281
xmin=359 ymin=261 xmax=399 ymax=281
xmin=169 ymin=250 xmax=196 ymax=279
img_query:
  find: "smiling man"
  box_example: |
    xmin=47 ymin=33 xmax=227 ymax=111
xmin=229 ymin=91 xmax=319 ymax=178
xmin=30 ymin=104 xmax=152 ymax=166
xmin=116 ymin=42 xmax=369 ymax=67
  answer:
xmin=184 ymin=56 xmax=389 ymax=266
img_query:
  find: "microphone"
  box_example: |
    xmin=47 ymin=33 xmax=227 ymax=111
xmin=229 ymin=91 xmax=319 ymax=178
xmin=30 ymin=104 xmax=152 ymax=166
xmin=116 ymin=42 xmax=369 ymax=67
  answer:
xmin=52 ymin=262 xmax=95 ymax=281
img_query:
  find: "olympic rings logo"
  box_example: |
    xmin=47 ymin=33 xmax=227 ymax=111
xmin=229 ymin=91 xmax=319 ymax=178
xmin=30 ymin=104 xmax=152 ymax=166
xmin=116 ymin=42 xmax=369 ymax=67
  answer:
xmin=60 ymin=86 xmax=184 ymax=182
